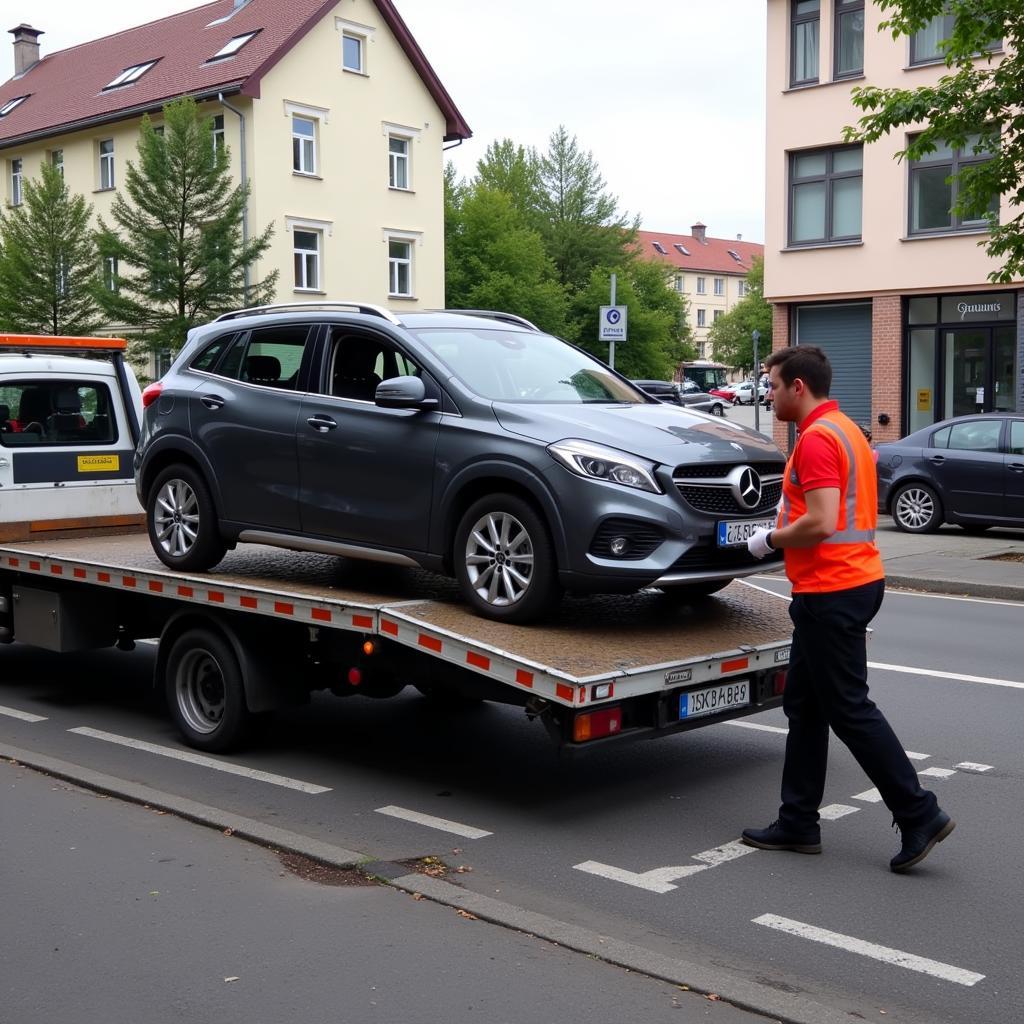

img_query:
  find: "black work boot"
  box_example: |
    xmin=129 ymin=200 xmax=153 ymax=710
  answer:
xmin=740 ymin=819 xmax=822 ymax=854
xmin=890 ymin=810 xmax=955 ymax=873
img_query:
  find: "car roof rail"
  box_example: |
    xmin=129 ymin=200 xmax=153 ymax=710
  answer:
xmin=212 ymin=301 xmax=402 ymax=325
xmin=434 ymin=309 xmax=541 ymax=332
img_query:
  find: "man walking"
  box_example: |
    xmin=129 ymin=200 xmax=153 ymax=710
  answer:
xmin=741 ymin=346 xmax=953 ymax=872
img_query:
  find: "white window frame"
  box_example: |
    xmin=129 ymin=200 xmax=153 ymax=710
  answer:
xmin=99 ymin=139 xmax=115 ymax=190
xmin=674 ymin=274 xmax=684 ymax=293
xmin=284 ymin=102 xmax=329 ymax=177
xmin=714 ymin=277 xmax=724 ymax=295
xmin=383 ymin=229 xmax=421 ymax=299
xmin=212 ymin=114 xmax=225 ymax=153
xmin=336 ymin=18 xmax=375 ymax=74
xmin=50 ymin=149 xmax=64 ymax=177
xmin=0 ymin=96 xmax=28 ymax=117
xmin=696 ymin=276 xmax=706 ymax=294
xmin=292 ymin=115 xmax=318 ymax=175
xmin=383 ymin=122 xmax=419 ymax=191
xmin=10 ymin=158 xmax=22 ymax=206
xmin=105 ymin=256 xmax=118 ymax=293
xmin=208 ymin=30 xmax=260 ymax=62
xmin=697 ymin=308 xmax=706 ymax=327
xmin=738 ymin=280 xmax=748 ymax=298
xmin=104 ymin=60 xmax=158 ymax=90
xmin=292 ymin=229 xmax=321 ymax=292
xmin=286 ymin=216 xmax=333 ymax=293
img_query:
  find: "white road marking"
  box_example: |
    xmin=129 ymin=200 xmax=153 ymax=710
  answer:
xmin=818 ymin=803 xmax=859 ymax=820
xmin=750 ymin=576 xmax=1024 ymax=610
xmin=739 ymin=578 xmax=791 ymax=601
xmin=0 ymin=705 xmax=47 ymax=723
xmin=868 ymin=661 xmax=1024 ymax=691
xmin=955 ymin=761 xmax=994 ymax=772
xmin=904 ymin=750 xmax=929 ymax=760
xmin=68 ymin=727 xmax=331 ymax=794
xmin=375 ymin=805 xmax=492 ymax=839
xmin=724 ymin=720 xmax=788 ymax=734
xmin=753 ymin=914 xmax=985 ymax=987
xmin=918 ymin=766 xmax=957 ymax=778
xmin=853 ymin=787 xmax=883 ymax=803
xmin=692 ymin=839 xmax=758 ymax=867
xmin=573 ymin=860 xmax=707 ymax=893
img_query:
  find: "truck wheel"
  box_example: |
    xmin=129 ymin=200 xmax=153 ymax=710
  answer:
xmin=454 ymin=494 xmax=561 ymax=623
xmin=892 ymin=482 xmax=942 ymax=533
xmin=148 ymin=464 xmax=227 ymax=571
xmin=165 ymin=627 xmax=249 ymax=751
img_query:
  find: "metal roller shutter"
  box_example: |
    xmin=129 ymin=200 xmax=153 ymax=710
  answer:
xmin=794 ymin=303 xmax=873 ymax=427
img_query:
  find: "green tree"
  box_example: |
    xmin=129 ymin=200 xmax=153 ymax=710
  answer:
xmin=706 ymin=257 xmax=772 ymax=372
xmin=536 ymin=126 xmax=638 ymax=293
xmin=844 ymin=1 xmax=1020 ymax=281
xmin=445 ymin=181 xmax=568 ymax=334
xmin=95 ymin=97 xmax=277 ymax=354
xmin=475 ymin=139 xmax=543 ymax=224
xmin=0 ymin=162 xmax=101 ymax=335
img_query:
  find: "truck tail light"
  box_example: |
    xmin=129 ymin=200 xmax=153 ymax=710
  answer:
xmin=347 ymin=667 xmax=362 ymax=686
xmin=772 ymin=670 xmax=787 ymax=696
xmin=573 ymin=706 xmax=622 ymax=743
xmin=141 ymin=382 xmax=163 ymax=408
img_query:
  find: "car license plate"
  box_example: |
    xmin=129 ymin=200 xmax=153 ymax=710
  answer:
xmin=679 ymin=680 xmax=749 ymax=719
xmin=717 ymin=517 xmax=775 ymax=547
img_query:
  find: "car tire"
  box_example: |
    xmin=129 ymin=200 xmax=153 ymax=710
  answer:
xmin=892 ymin=482 xmax=943 ymax=533
xmin=454 ymin=493 xmax=561 ymax=623
xmin=164 ymin=627 xmax=249 ymax=752
xmin=148 ymin=464 xmax=227 ymax=571
xmin=658 ymin=580 xmax=731 ymax=601
xmin=711 ymin=403 xmax=725 ymax=417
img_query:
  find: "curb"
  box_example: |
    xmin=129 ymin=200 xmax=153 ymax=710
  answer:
xmin=4 ymin=741 xmax=866 ymax=1024
xmin=883 ymin=574 xmax=1024 ymax=602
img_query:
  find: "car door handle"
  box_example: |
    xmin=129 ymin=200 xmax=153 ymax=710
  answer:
xmin=306 ymin=416 xmax=337 ymax=433
xmin=929 ymin=455 xmax=945 ymax=465
xmin=1009 ymin=462 xmax=1024 ymax=473
xmin=200 ymin=395 xmax=225 ymax=410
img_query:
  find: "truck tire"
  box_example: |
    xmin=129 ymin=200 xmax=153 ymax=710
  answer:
xmin=148 ymin=464 xmax=227 ymax=571
xmin=165 ymin=626 xmax=250 ymax=751
xmin=454 ymin=493 xmax=561 ymax=623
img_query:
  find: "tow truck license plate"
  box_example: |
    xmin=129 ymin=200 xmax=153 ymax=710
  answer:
xmin=718 ymin=517 xmax=775 ymax=547
xmin=679 ymin=680 xmax=749 ymax=719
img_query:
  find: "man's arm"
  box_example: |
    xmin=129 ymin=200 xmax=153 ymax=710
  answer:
xmin=769 ymin=486 xmax=840 ymax=549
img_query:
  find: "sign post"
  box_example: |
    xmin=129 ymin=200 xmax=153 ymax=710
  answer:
xmin=599 ymin=273 xmax=627 ymax=368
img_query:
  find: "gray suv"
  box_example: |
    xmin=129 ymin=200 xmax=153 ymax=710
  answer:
xmin=135 ymin=303 xmax=784 ymax=622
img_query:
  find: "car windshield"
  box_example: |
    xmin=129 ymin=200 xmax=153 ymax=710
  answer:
xmin=409 ymin=328 xmax=646 ymax=403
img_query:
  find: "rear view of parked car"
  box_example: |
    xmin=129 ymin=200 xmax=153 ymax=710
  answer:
xmin=136 ymin=304 xmax=785 ymax=623
xmin=876 ymin=412 xmax=1024 ymax=532
xmin=631 ymin=379 xmax=726 ymax=416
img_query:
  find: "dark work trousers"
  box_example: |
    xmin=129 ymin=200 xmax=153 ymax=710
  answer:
xmin=779 ymin=578 xmax=938 ymax=833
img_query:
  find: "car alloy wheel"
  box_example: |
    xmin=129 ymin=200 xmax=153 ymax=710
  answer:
xmin=147 ymin=463 xmax=228 ymax=571
xmin=464 ymin=510 xmax=535 ymax=607
xmin=154 ymin=478 xmax=200 ymax=559
xmin=893 ymin=483 xmax=941 ymax=532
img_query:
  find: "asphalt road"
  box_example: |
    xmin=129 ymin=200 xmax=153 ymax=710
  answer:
xmin=1 ymin=582 xmax=1021 ymax=1024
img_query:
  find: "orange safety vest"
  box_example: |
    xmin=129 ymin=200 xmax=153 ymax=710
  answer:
xmin=778 ymin=408 xmax=884 ymax=594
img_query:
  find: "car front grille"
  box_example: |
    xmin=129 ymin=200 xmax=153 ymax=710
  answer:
xmin=676 ymin=480 xmax=783 ymax=516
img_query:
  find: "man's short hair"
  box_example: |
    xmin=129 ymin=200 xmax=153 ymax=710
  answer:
xmin=765 ymin=345 xmax=831 ymax=398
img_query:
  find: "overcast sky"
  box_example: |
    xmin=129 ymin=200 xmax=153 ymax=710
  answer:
xmin=2 ymin=0 xmax=767 ymax=243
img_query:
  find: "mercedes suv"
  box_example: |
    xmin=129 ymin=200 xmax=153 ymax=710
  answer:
xmin=135 ymin=303 xmax=784 ymax=623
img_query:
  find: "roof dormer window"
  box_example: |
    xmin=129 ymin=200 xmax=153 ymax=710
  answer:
xmin=727 ymin=249 xmax=744 ymax=263
xmin=104 ymin=60 xmax=159 ymax=90
xmin=652 ymin=241 xmax=667 ymax=254
xmin=208 ymin=30 xmax=260 ymax=62
xmin=673 ymin=243 xmax=690 ymax=256
xmin=0 ymin=95 xmax=29 ymax=117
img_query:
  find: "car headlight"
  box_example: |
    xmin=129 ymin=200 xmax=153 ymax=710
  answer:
xmin=547 ymin=439 xmax=661 ymax=494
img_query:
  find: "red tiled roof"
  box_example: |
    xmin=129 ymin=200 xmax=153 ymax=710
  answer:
xmin=0 ymin=0 xmax=470 ymax=147
xmin=635 ymin=229 xmax=763 ymax=276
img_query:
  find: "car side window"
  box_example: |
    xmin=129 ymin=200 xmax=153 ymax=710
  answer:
xmin=930 ymin=426 xmax=950 ymax=449
xmin=1009 ymin=420 xmax=1024 ymax=456
xmin=946 ymin=420 xmax=1002 ymax=452
xmin=0 ymin=380 xmax=117 ymax=447
xmin=217 ymin=326 xmax=312 ymax=390
xmin=327 ymin=330 xmax=421 ymax=402
xmin=189 ymin=333 xmax=237 ymax=373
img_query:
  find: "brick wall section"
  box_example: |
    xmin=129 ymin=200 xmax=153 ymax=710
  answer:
xmin=770 ymin=303 xmax=790 ymax=452
xmin=871 ymin=295 xmax=902 ymax=443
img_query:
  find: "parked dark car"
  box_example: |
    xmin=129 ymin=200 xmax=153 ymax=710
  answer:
xmin=876 ymin=412 xmax=1024 ymax=533
xmin=136 ymin=304 xmax=785 ymax=622
xmin=631 ymin=379 xmax=727 ymax=417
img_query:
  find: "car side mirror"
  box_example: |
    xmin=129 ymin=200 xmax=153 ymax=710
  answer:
xmin=374 ymin=375 xmax=439 ymax=410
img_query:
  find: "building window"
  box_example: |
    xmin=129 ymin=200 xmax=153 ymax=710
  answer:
xmin=342 ymin=32 xmax=364 ymax=72
xmin=834 ymin=0 xmax=864 ymax=78
xmin=10 ymin=158 xmax=22 ymax=206
xmin=696 ymin=276 xmax=706 ymax=294
xmin=208 ymin=31 xmax=260 ymax=62
xmin=389 ymin=135 xmax=410 ymax=189
xmin=713 ymin=277 xmax=724 ymax=295
xmin=212 ymin=114 xmax=225 ymax=153
xmin=293 ymin=229 xmax=321 ymax=290
xmin=789 ymin=144 xmax=862 ymax=245
xmin=673 ymin=243 xmax=690 ymax=256
xmin=698 ymin=342 xmax=708 ymax=359
xmin=104 ymin=60 xmax=158 ymax=90
xmin=738 ymin=280 xmax=748 ymax=298
xmin=910 ymin=13 xmax=1001 ymax=65
xmin=0 ymin=95 xmax=28 ymax=117
xmin=713 ymin=309 xmax=723 ymax=322
xmin=908 ymin=134 xmax=998 ymax=235
xmin=104 ymin=257 xmax=119 ymax=293
xmin=50 ymin=149 xmax=64 ymax=177
xmin=99 ymin=139 xmax=115 ymax=190
xmin=292 ymin=116 xmax=317 ymax=175
xmin=697 ymin=308 xmax=706 ymax=327
xmin=674 ymin=275 xmax=684 ymax=292
xmin=388 ymin=239 xmax=412 ymax=297
xmin=791 ymin=0 xmax=820 ymax=86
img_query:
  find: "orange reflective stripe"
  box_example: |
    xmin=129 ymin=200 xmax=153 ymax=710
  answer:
xmin=815 ymin=419 xmax=875 ymax=545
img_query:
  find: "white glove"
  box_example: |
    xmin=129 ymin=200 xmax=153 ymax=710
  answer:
xmin=747 ymin=527 xmax=775 ymax=559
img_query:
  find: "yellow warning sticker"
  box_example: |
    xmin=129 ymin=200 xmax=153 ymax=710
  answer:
xmin=77 ymin=454 xmax=120 ymax=473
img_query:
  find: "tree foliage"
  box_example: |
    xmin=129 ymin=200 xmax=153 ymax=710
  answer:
xmin=844 ymin=1 xmax=1022 ymax=281
xmin=95 ymin=97 xmax=277 ymax=353
xmin=475 ymin=139 xmax=544 ymax=226
xmin=0 ymin=162 xmax=101 ymax=335
xmin=706 ymin=257 xmax=772 ymax=372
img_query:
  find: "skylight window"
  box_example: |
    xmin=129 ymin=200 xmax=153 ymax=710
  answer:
xmin=208 ymin=31 xmax=260 ymax=61
xmin=0 ymin=95 xmax=28 ymax=117
xmin=727 ymin=249 xmax=744 ymax=262
xmin=652 ymin=241 xmax=667 ymax=254
xmin=104 ymin=60 xmax=159 ymax=90
xmin=673 ymin=243 xmax=691 ymax=256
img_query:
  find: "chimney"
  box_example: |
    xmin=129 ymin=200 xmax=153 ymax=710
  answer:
xmin=736 ymin=233 xmax=742 ymax=241
xmin=691 ymin=221 xmax=707 ymax=245
xmin=9 ymin=24 xmax=42 ymax=77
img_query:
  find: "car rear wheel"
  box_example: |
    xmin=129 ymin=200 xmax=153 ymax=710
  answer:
xmin=454 ymin=494 xmax=561 ymax=623
xmin=711 ymin=403 xmax=725 ymax=417
xmin=148 ymin=464 xmax=227 ymax=571
xmin=892 ymin=482 xmax=942 ymax=533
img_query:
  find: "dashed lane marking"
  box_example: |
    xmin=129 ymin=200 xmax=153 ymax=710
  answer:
xmin=904 ymin=750 xmax=929 ymax=760
xmin=0 ymin=705 xmax=47 ymax=723
xmin=750 ymin=576 xmax=1024 ymax=610
xmin=67 ymin=727 xmax=331 ymax=794
xmin=956 ymin=761 xmax=994 ymax=772
xmin=869 ymin=661 xmax=1024 ymax=692
xmin=853 ymin=787 xmax=883 ymax=803
xmin=724 ymin=720 xmax=787 ymax=734
xmin=818 ymin=803 xmax=859 ymax=820
xmin=919 ymin=766 xmax=957 ymax=778
xmin=375 ymin=805 xmax=492 ymax=839
xmin=753 ymin=914 xmax=985 ymax=987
